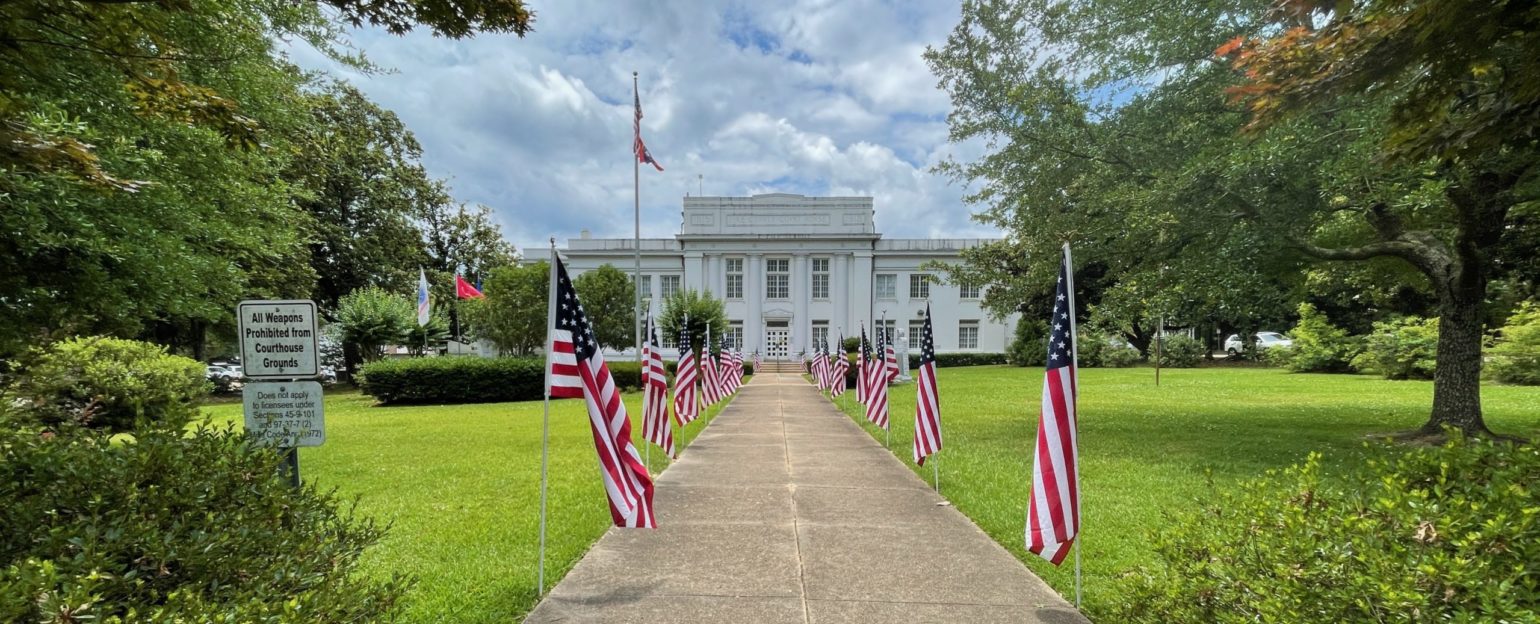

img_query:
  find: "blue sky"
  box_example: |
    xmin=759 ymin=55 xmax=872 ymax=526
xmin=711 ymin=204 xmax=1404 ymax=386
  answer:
xmin=285 ymin=0 xmax=996 ymax=253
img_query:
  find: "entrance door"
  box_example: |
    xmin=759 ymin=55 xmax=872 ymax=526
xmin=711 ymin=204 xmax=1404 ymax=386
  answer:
xmin=765 ymin=329 xmax=790 ymax=359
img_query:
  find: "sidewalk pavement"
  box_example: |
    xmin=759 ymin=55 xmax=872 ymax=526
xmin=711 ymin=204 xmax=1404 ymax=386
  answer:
xmin=525 ymin=372 xmax=1088 ymax=623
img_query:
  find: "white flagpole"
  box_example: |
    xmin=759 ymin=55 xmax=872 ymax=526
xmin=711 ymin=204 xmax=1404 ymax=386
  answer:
xmin=537 ymin=238 xmax=558 ymax=596
xmin=1063 ymin=241 xmax=1083 ymax=609
xmin=704 ymin=321 xmax=713 ymax=425
xmin=881 ymin=309 xmax=890 ymax=449
xmin=642 ymin=301 xmax=651 ymax=471
xmin=632 ymin=72 xmax=644 ymax=394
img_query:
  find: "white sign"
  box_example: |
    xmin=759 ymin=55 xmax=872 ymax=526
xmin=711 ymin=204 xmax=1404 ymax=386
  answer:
xmin=243 ymin=381 xmax=325 ymax=447
xmin=238 ymin=300 xmax=319 ymax=379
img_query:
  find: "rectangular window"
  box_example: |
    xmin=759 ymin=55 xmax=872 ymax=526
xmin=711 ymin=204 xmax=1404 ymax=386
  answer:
xmin=875 ymin=319 xmax=896 ymax=345
xmin=909 ymin=320 xmax=925 ymax=349
xmin=875 ymin=274 xmax=896 ymax=299
xmin=728 ymin=321 xmax=744 ymax=349
xmin=660 ymin=275 xmax=681 ymax=299
xmin=639 ymin=275 xmax=653 ymax=300
xmin=766 ymin=258 xmax=790 ymax=299
xmin=726 ymin=258 xmax=744 ymax=299
xmin=812 ymin=321 xmax=829 ymax=348
xmin=959 ymin=281 xmax=980 ymax=299
xmin=959 ymin=321 xmax=979 ymax=349
xmin=811 ymin=258 xmax=830 ymax=299
xmin=661 ymin=331 xmax=676 ymax=350
xmin=909 ymin=274 xmax=930 ymax=299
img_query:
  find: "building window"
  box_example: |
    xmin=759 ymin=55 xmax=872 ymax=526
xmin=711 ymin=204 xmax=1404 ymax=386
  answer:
xmin=661 ymin=330 xmax=676 ymax=350
xmin=959 ymin=281 xmax=981 ymax=299
xmin=811 ymin=258 xmax=830 ymax=299
xmin=909 ymin=274 xmax=930 ymax=299
xmin=876 ymin=319 xmax=896 ymax=345
xmin=727 ymin=321 xmax=744 ymax=349
xmin=766 ymin=258 xmax=790 ymax=299
xmin=660 ymin=275 xmax=681 ymax=299
xmin=639 ymin=275 xmax=652 ymax=300
xmin=812 ymin=321 xmax=829 ymax=348
xmin=909 ymin=320 xmax=925 ymax=349
xmin=959 ymin=320 xmax=979 ymax=349
xmin=875 ymin=274 xmax=896 ymax=299
xmin=726 ymin=258 xmax=744 ymax=299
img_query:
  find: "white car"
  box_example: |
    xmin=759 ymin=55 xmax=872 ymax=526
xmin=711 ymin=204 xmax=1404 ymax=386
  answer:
xmin=1224 ymin=332 xmax=1294 ymax=357
xmin=205 ymin=365 xmax=234 ymax=381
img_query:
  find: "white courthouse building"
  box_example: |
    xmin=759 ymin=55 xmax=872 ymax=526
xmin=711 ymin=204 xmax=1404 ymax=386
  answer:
xmin=562 ymin=193 xmax=1017 ymax=359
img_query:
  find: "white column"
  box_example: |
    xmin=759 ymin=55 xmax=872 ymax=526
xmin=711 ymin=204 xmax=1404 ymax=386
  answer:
xmin=792 ymin=254 xmax=809 ymax=355
xmin=684 ymin=251 xmax=704 ymax=293
xmin=833 ymin=253 xmax=850 ymax=340
xmin=747 ymin=253 xmax=764 ymax=353
xmin=853 ymin=250 xmax=874 ymax=334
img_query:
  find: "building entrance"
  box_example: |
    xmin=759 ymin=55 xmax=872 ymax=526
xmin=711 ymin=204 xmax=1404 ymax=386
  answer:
xmin=765 ymin=328 xmax=790 ymax=359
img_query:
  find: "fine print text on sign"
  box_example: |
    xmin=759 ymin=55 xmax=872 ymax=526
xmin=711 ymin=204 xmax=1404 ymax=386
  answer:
xmin=243 ymin=381 xmax=325 ymax=448
xmin=238 ymin=300 xmax=319 ymax=378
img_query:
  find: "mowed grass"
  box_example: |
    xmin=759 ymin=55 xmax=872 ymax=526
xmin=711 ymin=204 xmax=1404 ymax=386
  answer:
xmin=202 ymin=386 xmax=734 ymax=623
xmin=826 ymin=366 xmax=1540 ymax=619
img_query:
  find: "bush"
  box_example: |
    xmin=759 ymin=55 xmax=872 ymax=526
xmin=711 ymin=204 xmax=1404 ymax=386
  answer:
xmin=9 ymin=336 xmax=208 ymax=432
xmin=1155 ymin=334 xmax=1204 ymax=368
xmin=1103 ymin=344 xmax=1142 ymax=367
xmin=1352 ymin=316 xmax=1439 ymax=380
xmin=1113 ymin=437 xmax=1540 ymax=623
xmin=1487 ymin=301 xmax=1540 ymax=385
xmin=360 ymin=356 xmax=663 ymax=405
xmin=1271 ymin=303 xmax=1364 ymax=373
xmin=1006 ymin=320 xmax=1047 ymax=367
xmin=906 ymin=352 xmax=1010 ymax=369
xmin=0 ymin=422 xmax=407 ymax=622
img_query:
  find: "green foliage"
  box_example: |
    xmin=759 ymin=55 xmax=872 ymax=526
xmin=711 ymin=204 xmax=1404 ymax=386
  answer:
xmin=359 ymin=357 xmax=649 ymax=405
xmin=336 ymin=286 xmax=414 ymax=361
xmin=573 ymin=265 xmax=637 ymax=350
xmin=1272 ymin=303 xmax=1363 ymax=373
xmin=1102 ymin=344 xmax=1143 ymax=368
xmin=405 ymin=310 xmax=451 ymax=355
xmin=1113 ymin=438 xmax=1540 ymax=623
xmin=842 ymin=336 xmax=860 ymax=353
xmin=1076 ymin=333 xmax=1137 ymax=368
xmin=1006 ymin=319 xmax=1047 ymax=367
xmin=908 ymin=352 xmax=1010 ymax=369
xmin=658 ymin=289 xmax=728 ymax=355
xmin=1155 ymin=335 xmax=1204 ymax=368
xmin=1487 ymin=301 xmax=1540 ymax=385
xmin=0 ymin=422 xmax=407 ymax=622
xmin=1353 ymin=316 xmax=1440 ymax=380
xmin=464 ymin=261 xmax=549 ymax=356
xmin=8 ymin=337 xmax=207 ymax=433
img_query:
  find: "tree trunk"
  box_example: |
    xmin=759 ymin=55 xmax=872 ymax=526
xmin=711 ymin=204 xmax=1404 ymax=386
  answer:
xmin=1421 ymin=285 xmax=1490 ymax=436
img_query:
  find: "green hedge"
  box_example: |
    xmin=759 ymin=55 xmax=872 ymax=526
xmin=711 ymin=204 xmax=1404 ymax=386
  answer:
xmin=9 ymin=336 xmax=209 ymax=432
xmin=1353 ymin=316 xmax=1440 ymax=380
xmin=361 ymin=356 xmax=750 ymax=405
xmin=1487 ymin=301 xmax=1540 ymax=385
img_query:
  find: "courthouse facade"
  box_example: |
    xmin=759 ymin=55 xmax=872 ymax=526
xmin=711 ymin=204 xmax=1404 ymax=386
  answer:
xmin=563 ymin=193 xmax=1017 ymax=359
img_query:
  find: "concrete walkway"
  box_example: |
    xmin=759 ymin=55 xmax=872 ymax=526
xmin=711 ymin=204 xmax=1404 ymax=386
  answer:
xmin=526 ymin=372 xmax=1088 ymax=623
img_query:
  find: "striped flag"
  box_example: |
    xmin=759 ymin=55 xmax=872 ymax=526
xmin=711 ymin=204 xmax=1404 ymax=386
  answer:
xmin=642 ymin=308 xmax=674 ymax=457
xmin=672 ymin=322 xmax=700 ymax=425
xmin=913 ymin=304 xmax=942 ymax=465
xmin=754 ymin=350 xmax=761 ymax=371
xmin=831 ymin=332 xmax=849 ymax=398
xmin=416 ymin=268 xmax=431 ymax=327
xmin=731 ymin=346 xmax=744 ymax=388
xmin=884 ymin=331 xmax=900 ymax=383
xmin=812 ymin=338 xmax=829 ymax=391
xmin=546 ymin=257 xmax=655 ymax=528
xmin=634 ymin=88 xmax=664 ymax=172
xmin=1026 ymin=246 xmax=1081 ymax=565
xmin=701 ymin=328 xmax=722 ymax=405
xmin=864 ymin=324 xmax=890 ymax=430
xmin=718 ymin=335 xmax=736 ymax=394
xmin=857 ymin=325 xmax=871 ymax=406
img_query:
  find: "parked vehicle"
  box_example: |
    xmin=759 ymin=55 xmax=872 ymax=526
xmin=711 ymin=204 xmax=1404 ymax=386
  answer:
xmin=320 ymin=366 xmax=337 ymax=384
xmin=1224 ymin=332 xmax=1294 ymax=357
xmin=205 ymin=365 xmax=235 ymax=381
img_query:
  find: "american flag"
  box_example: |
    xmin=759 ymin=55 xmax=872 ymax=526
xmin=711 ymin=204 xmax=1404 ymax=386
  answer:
xmin=634 ymin=89 xmax=663 ymax=172
xmin=830 ymin=333 xmax=849 ymax=398
xmin=672 ymin=321 xmax=700 ymax=425
xmin=913 ymin=304 xmax=942 ymax=466
xmin=864 ymin=324 xmax=890 ymax=430
xmin=546 ymin=257 xmax=656 ymax=528
xmin=730 ymin=346 xmax=744 ymax=389
xmin=753 ymin=350 xmax=761 ymax=371
xmin=812 ymin=337 xmax=829 ymax=391
xmin=718 ymin=334 xmax=738 ymax=394
xmin=884 ymin=327 xmax=900 ymax=383
xmin=1026 ymin=247 xmax=1081 ymax=565
xmin=857 ymin=325 xmax=871 ymax=406
xmin=641 ymin=308 xmax=674 ymax=457
xmin=701 ymin=328 xmax=723 ymax=405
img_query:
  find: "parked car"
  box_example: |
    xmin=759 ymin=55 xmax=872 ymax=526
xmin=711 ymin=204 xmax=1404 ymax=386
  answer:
xmin=205 ymin=365 xmax=230 ymax=381
xmin=1223 ymin=332 xmax=1294 ymax=357
xmin=320 ymin=366 xmax=337 ymax=383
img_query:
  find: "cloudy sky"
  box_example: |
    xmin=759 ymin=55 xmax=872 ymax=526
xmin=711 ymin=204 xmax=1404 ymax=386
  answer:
xmin=286 ymin=0 xmax=995 ymax=253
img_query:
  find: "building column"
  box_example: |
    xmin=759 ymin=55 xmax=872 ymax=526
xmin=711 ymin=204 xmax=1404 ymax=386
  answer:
xmin=684 ymin=251 xmax=704 ymax=293
xmin=747 ymin=253 xmax=763 ymax=354
xmin=833 ymin=253 xmax=850 ymax=341
xmin=792 ymin=253 xmax=809 ymax=356
xmin=852 ymin=250 xmax=874 ymax=336
xmin=703 ymin=254 xmax=719 ymax=298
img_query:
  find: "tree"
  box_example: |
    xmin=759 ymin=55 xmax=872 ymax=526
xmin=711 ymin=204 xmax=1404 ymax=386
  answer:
xmin=420 ymin=202 xmax=518 ymax=284
xmin=405 ymin=310 xmax=451 ymax=356
xmin=572 ymin=265 xmax=637 ymax=351
xmin=658 ymin=289 xmax=728 ymax=357
xmin=335 ymin=287 xmax=413 ymax=366
xmin=463 ymin=262 xmax=548 ymax=356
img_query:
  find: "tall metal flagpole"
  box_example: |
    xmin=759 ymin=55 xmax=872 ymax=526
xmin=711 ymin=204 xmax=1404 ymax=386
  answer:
xmin=704 ymin=320 xmax=712 ymax=426
xmin=632 ymin=72 xmax=644 ymax=373
xmin=537 ymin=238 xmax=558 ymax=596
xmin=1063 ymin=241 xmax=1083 ymax=609
xmin=642 ymin=300 xmax=651 ymax=471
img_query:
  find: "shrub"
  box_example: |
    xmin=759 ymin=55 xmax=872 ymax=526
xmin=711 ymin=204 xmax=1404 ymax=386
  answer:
xmin=1112 ymin=437 xmax=1540 ymax=623
xmin=1487 ymin=301 xmax=1540 ymax=385
xmin=1155 ymin=334 xmax=1204 ymax=368
xmin=9 ymin=336 xmax=208 ymax=432
xmin=0 ymin=421 xmax=408 ymax=622
xmin=336 ymin=286 xmax=414 ymax=361
xmin=906 ymin=352 xmax=1010 ymax=368
xmin=1271 ymin=303 xmax=1363 ymax=373
xmin=359 ymin=356 xmax=658 ymax=405
xmin=1103 ymin=344 xmax=1142 ymax=367
xmin=1352 ymin=316 xmax=1439 ymax=380
xmin=1006 ymin=320 xmax=1048 ymax=367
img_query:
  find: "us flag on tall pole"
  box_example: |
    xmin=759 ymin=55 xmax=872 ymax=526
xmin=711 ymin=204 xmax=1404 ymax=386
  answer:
xmin=672 ymin=317 xmax=700 ymax=425
xmin=641 ymin=306 xmax=674 ymax=458
xmin=547 ymin=256 xmax=656 ymax=528
xmin=1026 ymin=244 xmax=1082 ymax=582
xmin=812 ymin=337 xmax=829 ymax=391
xmin=857 ymin=324 xmax=871 ymax=406
xmin=830 ymin=331 xmax=849 ymax=398
xmin=913 ymin=304 xmax=942 ymax=467
xmin=633 ymin=83 xmax=663 ymax=172
xmin=864 ymin=325 xmax=890 ymax=430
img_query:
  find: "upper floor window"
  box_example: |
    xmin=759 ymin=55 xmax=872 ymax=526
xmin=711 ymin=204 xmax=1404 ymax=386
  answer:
xmin=875 ymin=274 xmax=896 ymax=299
xmin=811 ymin=258 xmax=830 ymax=299
xmin=725 ymin=258 xmax=744 ymax=299
xmin=639 ymin=275 xmax=652 ymax=300
xmin=959 ymin=281 xmax=981 ymax=299
xmin=766 ymin=258 xmax=790 ymax=299
xmin=909 ymin=273 xmax=931 ymax=299
xmin=660 ymin=275 xmax=681 ymax=299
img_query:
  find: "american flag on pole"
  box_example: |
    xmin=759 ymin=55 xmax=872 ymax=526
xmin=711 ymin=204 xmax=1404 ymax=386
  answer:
xmin=634 ymin=88 xmax=663 ymax=172
xmin=641 ymin=308 xmax=674 ymax=457
xmin=857 ymin=325 xmax=871 ymax=406
xmin=672 ymin=322 xmax=700 ymax=425
xmin=701 ymin=328 xmax=722 ymax=405
xmin=884 ymin=329 xmax=900 ymax=384
xmin=913 ymin=304 xmax=942 ymax=466
xmin=730 ymin=346 xmax=744 ymax=389
xmin=1026 ymin=246 xmax=1081 ymax=565
xmin=718 ymin=335 xmax=738 ymax=394
xmin=830 ymin=332 xmax=849 ymax=398
xmin=864 ymin=325 xmax=890 ymax=430
xmin=812 ymin=338 xmax=829 ymax=391
xmin=546 ymin=257 xmax=656 ymax=528
xmin=754 ymin=350 xmax=761 ymax=371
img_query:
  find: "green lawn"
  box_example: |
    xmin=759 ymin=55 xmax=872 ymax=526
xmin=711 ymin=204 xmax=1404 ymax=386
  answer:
xmin=203 ymin=387 xmax=734 ymax=623
xmin=825 ymin=366 xmax=1540 ymax=620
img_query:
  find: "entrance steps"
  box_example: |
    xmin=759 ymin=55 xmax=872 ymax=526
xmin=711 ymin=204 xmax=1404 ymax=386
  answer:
xmin=756 ymin=360 xmax=806 ymax=374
